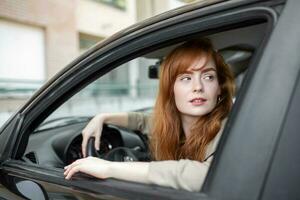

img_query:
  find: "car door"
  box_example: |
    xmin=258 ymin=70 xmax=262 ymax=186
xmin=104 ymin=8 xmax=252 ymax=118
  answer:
xmin=0 ymin=0 xmax=291 ymax=199
xmin=207 ymin=0 xmax=300 ymax=199
xmin=260 ymin=66 xmax=300 ymax=199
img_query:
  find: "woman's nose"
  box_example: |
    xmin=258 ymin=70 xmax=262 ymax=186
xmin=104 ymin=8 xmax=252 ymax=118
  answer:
xmin=193 ymin=79 xmax=203 ymax=93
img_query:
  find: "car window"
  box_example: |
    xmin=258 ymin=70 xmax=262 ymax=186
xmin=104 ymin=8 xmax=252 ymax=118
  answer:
xmin=20 ymin=21 xmax=272 ymax=194
xmin=23 ymin=56 xmax=160 ymax=167
xmin=24 ymin=31 xmax=254 ymax=164
xmin=43 ymin=57 xmax=159 ymax=124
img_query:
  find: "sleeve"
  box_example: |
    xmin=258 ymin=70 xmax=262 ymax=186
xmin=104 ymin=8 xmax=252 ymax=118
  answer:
xmin=127 ymin=112 xmax=151 ymax=135
xmin=147 ymin=158 xmax=212 ymax=192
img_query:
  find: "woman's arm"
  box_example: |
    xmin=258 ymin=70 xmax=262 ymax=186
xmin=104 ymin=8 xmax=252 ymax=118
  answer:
xmin=127 ymin=112 xmax=151 ymax=135
xmin=147 ymin=159 xmax=211 ymax=192
xmin=101 ymin=112 xmax=129 ymax=127
xmin=64 ymin=157 xmax=150 ymax=184
xmin=64 ymin=157 xmax=211 ymax=192
xmin=81 ymin=112 xmax=150 ymax=157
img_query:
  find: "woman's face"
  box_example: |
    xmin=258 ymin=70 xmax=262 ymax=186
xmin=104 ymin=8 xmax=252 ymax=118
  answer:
xmin=173 ymin=54 xmax=221 ymax=120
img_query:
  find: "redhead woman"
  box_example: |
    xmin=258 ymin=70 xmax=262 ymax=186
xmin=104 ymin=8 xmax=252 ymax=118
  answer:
xmin=64 ymin=38 xmax=235 ymax=192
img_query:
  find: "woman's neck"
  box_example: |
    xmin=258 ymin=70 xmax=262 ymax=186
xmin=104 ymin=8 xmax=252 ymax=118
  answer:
xmin=180 ymin=115 xmax=199 ymax=138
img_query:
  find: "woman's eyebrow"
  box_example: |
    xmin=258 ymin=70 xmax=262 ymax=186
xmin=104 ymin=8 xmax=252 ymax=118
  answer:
xmin=188 ymin=67 xmax=217 ymax=73
xmin=179 ymin=67 xmax=217 ymax=76
xmin=180 ymin=71 xmax=193 ymax=75
xmin=200 ymin=67 xmax=217 ymax=73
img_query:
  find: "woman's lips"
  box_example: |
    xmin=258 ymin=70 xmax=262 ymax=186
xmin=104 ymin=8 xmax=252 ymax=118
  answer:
xmin=190 ymin=98 xmax=207 ymax=106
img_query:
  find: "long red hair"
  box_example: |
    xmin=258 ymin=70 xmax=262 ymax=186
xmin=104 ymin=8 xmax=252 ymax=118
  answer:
xmin=150 ymin=38 xmax=235 ymax=162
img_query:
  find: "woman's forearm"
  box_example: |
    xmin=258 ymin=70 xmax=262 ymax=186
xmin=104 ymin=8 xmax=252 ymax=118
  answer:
xmin=64 ymin=157 xmax=150 ymax=184
xmin=100 ymin=112 xmax=129 ymax=128
xmin=65 ymin=157 xmax=207 ymax=192
xmin=108 ymin=161 xmax=150 ymax=184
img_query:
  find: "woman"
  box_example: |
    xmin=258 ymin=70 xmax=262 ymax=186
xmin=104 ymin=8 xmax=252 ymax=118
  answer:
xmin=64 ymin=38 xmax=235 ymax=192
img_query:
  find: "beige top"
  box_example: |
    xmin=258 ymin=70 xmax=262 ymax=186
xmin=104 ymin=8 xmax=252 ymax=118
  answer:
xmin=128 ymin=112 xmax=227 ymax=192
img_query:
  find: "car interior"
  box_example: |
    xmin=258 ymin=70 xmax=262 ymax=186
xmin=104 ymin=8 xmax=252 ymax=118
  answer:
xmin=21 ymin=22 xmax=269 ymax=171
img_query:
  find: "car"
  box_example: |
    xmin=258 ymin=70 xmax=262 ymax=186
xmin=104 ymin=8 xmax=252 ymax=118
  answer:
xmin=1 ymin=0 xmax=300 ymax=199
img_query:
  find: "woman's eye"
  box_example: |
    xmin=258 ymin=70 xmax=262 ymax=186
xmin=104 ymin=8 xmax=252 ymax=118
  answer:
xmin=203 ymin=75 xmax=215 ymax=80
xmin=180 ymin=76 xmax=191 ymax=81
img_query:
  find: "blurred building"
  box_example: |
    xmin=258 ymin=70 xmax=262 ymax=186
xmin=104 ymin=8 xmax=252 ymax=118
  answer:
xmin=0 ymin=0 xmax=191 ymax=125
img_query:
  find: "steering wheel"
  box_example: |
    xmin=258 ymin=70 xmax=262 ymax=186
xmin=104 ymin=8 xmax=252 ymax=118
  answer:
xmin=86 ymin=137 xmax=139 ymax=162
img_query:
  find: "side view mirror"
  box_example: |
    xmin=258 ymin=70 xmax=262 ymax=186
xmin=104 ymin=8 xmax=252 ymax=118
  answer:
xmin=16 ymin=179 xmax=48 ymax=200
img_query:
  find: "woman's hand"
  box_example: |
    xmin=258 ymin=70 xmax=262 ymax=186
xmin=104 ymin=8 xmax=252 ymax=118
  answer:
xmin=81 ymin=114 xmax=105 ymax=157
xmin=64 ymin=157 xmax=111 ymax=180
xmin=81 ymin=113 xmax=129 ymax=157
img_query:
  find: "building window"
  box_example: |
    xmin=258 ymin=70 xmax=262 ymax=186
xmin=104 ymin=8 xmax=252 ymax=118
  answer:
xmin=0 ymin=19 xmax=45 ymax=95
xmin=92 ymin=0 xmax=127 ymax=10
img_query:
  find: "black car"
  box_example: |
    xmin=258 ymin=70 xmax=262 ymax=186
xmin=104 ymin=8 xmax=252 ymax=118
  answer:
xmin=1 ymin=0 xmax=300 ymax=199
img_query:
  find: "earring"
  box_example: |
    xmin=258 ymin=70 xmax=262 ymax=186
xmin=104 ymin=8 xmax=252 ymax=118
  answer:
xmin=217 ymin=95 xmax=223 ymax=104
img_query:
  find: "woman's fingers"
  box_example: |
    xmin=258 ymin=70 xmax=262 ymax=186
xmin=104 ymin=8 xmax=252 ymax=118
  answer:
xmin=63 ymin=167 xmax=71 ymax=176
xmin=81 ymin=120 xmax=95 ymax=157
xmin=64 ymin=159 xmax=82 ymax=175
xmin=81 ymin=116 xmax=103 ymax=157
xmin=64 ymin=158 xmax=85 ymax=178
xmin=81 ymin=131 xmax=89 ymax=158
xmin=65 ymin=165 xmax=81 ymax=180
xmin=94 ymin=128 xmax=101 ymax=151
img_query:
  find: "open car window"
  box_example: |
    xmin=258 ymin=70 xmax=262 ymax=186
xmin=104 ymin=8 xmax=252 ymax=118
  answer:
xmin=38 ymin=57 xmax=159 ymax=130
xmin=8 ymin=3 xmax=279 ymax=198
xmin=25 ymin=57 xmax=159 ymax=167
xmin=22 ymin=21 xmax=268 ymax=175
